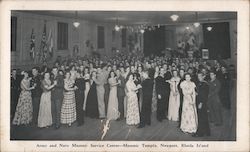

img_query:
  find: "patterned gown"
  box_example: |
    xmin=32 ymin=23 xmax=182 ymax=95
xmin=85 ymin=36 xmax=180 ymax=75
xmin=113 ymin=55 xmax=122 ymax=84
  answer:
xmin=12 ymin=79 xmax=33 ymax=125
xmin=60 ymin=79 xmax=76 ymax=124
xmin=180 ymin=80 xmax=198 ymax=133
xmin=126 ymin=80 xmax=140 ymax=125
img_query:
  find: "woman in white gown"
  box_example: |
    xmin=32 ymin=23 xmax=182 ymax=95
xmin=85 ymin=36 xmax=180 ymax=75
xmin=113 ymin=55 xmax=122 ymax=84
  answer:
xmin=180 ymin=73 xmax=198 ymax=133
xmin=107 ymin=71 xmax=120 ymax=120
xmin=168 ymin=70 xmax=181 ymax=121
xmin=38 ymin=72 xmax=56 ymax=128
xmin=125 ymin=73 xmax=142 ymax=125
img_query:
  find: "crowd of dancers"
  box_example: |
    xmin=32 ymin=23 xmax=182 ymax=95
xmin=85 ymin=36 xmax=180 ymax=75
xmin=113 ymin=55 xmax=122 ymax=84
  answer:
xmin=11 ymin=54 xmax=232 ymax=137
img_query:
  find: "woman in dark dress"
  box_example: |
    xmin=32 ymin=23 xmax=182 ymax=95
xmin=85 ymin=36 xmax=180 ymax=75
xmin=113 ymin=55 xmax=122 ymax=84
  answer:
xmin=85 ymin=71 xmax=99 ymax=118
xmin=75 ymin=70 xmax=85 ymax=126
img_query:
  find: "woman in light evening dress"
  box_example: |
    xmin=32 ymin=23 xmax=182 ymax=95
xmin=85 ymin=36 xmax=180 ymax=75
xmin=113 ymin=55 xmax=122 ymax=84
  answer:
xmin=180 ymin=73 xmax=198 ymax=133
xmin=107 ymin=71 xmax=120 ymax=120
xmin=168 ymin=70 xmax=181 ymax=121
xmin=125 ymin=73 xmax=142 ymax=125
xmin=12 ymin=71 xmax=35 ymax=126
xmin=38 ymin=72 xmax=56 ymax=128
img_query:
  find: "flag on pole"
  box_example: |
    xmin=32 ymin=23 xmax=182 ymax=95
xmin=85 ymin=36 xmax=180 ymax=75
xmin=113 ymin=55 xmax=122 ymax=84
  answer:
xmin=39 ymin=21 xmax=48 ymax=63
xmin=47 ymin=29 xmax=54 ymax=58
xmin=29 ymin=28 xmax=35 ymax=60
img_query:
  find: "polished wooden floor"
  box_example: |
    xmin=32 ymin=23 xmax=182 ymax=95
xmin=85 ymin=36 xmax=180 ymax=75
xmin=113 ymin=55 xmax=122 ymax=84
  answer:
xmin=11 ymin=81 xmax=236 ymax=141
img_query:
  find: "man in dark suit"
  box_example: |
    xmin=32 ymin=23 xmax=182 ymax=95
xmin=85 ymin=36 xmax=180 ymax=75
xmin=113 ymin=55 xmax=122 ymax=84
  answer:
xmin=51 ymin=67 xmax=64 ymax=129
xmin=208 ymin=71 xmax=222 ymax=126
xmin=164 ymin=67 xmax=172 ymax=116
xmin=155 ymin=68 xmax=169 ymax=122
xmin=116 ymin=68 xmax=125 ymax=120
xmin=11 ymin=69 xmax=21 ymax=121
xmin=75 ymin=70 xmax=85 ymax=126
xmin=30 ymin=67 xmax=42 ymax=126
xmin=138 ymin=70 xmax=154 ymax=128
xmin=177 ymin=69 xmax=185 ymax=127
xmin=193 ymin=72 xmax=210 ymax=137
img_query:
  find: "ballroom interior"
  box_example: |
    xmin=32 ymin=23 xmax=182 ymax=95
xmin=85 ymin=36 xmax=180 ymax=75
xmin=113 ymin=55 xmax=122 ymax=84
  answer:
xmin=10 ymin=11 xmax=236 ymax=141
xmin=11 ymin=11 xmax=237 ymax=69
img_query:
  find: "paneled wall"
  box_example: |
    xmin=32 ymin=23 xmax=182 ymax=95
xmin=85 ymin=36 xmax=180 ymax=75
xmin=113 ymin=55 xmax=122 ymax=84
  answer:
xmin=11 ymin=12 xmax=127 ymax=70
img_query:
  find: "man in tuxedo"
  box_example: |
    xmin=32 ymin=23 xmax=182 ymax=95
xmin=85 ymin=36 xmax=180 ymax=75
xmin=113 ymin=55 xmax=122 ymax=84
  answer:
xmin=155 ymin=68 xmax=169 ymax=122
xmin=30 ymin=67 xmax=42 ymax=126
xmin=116 ymin=68 xmax=126 ymax=120
xmin=138 ymin=70 xmax=154 ymax=128
xmin=51 ymin=67 xmax=64 ymax=129
xmin=193 ymin=72 xmax=210 ymax=137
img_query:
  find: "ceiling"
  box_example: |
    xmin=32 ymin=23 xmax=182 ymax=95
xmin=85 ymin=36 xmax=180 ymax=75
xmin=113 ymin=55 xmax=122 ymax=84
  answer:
xmin=17 ymin=11 xmax=237 ymax=25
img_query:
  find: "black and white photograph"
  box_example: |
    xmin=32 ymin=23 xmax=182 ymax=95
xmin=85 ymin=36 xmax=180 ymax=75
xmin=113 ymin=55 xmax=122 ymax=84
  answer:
xmin=9 ymin=10 xmax=237 ymax=141
xmin=1 ymin=0 xmax=249 ymax=152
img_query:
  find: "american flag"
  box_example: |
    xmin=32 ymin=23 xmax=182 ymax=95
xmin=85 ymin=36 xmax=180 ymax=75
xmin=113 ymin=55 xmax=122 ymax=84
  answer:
xmin=39 ymin=22 xmax=48 ymax=63
xmin=29 ymin=28 xmax=35 ymax=60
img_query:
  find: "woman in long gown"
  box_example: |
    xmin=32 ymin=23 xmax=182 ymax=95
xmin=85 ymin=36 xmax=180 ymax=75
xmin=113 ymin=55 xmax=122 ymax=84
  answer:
xmin=180 ymin=73 xmax=198 ymax=133
xmin=107 ymin=71 xmax=120 ymax=120
xmin=168 ymin=70 xmax=181 ymax=121
xmin=12 ymin=71 xmax=35 ymax=125
xmin=85 ymin=71 xmax=99 ymax=118
xmin=61 ymin=71 xmax=77 ymax=126
xmin=83 ymin=67 xmax=90 ymax=111
xmin=38 ymin=72 xmax=56 ymax=128
xmin=126 ymin=73 xmax=142 ymax=125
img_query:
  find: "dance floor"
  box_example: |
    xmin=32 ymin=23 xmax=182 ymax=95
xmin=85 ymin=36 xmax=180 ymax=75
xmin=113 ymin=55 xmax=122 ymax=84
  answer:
xmin=10 ymin=81 xmax=236 ymax=141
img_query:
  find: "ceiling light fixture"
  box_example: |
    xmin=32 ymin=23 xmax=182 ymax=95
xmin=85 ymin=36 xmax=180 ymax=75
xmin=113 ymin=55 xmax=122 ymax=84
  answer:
xmin=193 ymin=22 xmax=200 ymax=27
xmin=193 ymin=12 xmax=200 ymax=28
xmin=114 ymin=18 xmax=120 ymax=31
xmin=207 ymin=26 xmax=213 ymax=31
xmin=170 ymin=14 xmax=179 ymax=21
xmin=206 ymin=19 xmax=213 ymax=31
xmin=73 ymin=11 xmax=80 ymax=28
